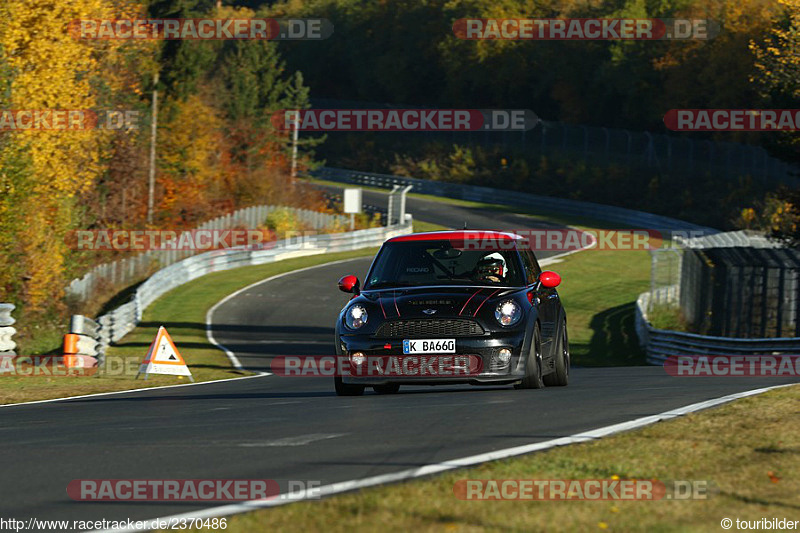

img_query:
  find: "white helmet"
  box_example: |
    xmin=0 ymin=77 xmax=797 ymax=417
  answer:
xmin=476 ymin=252 xmax=506 ymax=277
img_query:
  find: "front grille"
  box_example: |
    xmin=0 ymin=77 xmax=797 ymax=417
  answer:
xmin=375 ymin=319 xmax=484 ymax=338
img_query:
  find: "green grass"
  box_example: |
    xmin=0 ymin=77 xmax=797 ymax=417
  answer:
xmin=11 ymin=314 xmax=65 ymax=357
xmin=648 ymin=304 xmax=690 ymax=332
xmin=196 ymin=384 xmax=799 ymax=533
xmin=551 ymin=248 xmax=650 ymax=366
xmin=412 ymin=219 xmax=450 ymax=233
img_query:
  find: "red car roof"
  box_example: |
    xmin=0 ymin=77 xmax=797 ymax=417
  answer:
xmin=387 ymin=230 xmax=525 ymax=242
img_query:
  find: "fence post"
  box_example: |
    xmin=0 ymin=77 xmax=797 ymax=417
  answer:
xmin=0 ymin=303 xmax=16 ymax=355
xmin=64 ymin=315 xmax=102 ymax=369
xmin=649 ymin=250 xmax=657 ymax=311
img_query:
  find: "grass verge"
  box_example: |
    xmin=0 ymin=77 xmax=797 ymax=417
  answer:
xmin=553 ymin=247 xmax=650 ymax=366
xmin=648 ymin=304 xmax=691 ymax=332
xmin=184 ymin=384 xmax=799 ymax=533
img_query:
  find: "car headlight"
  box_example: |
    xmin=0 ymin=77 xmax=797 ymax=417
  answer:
xmin=345 ymin=305 xmax=368 ymax=329
xmin=495 ymin=300 xmax=522 ymax=327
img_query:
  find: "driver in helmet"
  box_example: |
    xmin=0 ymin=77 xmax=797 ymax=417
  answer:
xmin=472 ymin=252 xmax=506 ymax=283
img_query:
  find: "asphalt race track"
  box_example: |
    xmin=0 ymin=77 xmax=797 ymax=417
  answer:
xmin=0 ymin=189 xmax=796 ymax=530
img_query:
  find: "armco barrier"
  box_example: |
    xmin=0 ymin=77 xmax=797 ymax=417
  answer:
xmin=0 ymin=304 xmax=16 ymax=355
xmin=312 ymin=167 xmax=719 ymax=233
xmin=635 ymin=289 xmax=800 ymax=364
xmin=63 ymin=315 xmax=103 ymax=367
xmin=67 ymin=204 xmax=350 ymax=305
xmin=94 ymin=219 xmax=413 ymax=352
xmin=70 ymin=315 xmax=102 ymax=339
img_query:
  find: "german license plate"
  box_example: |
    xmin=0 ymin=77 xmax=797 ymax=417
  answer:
xmin=402 ymin=338 xmax=456 ymax=354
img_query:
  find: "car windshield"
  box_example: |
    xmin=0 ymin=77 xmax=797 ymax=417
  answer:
xmin=365 ymin=240 xmax=526 ymax=289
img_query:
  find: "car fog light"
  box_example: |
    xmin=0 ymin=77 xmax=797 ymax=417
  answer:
xmin=498 ymin=348 xmax=512 ymax=364
xmin=350 ymin=352 xmax=366 ymax=365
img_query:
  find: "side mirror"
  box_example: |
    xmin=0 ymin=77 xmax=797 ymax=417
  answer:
xmin=338 ymin=275 xmax=360 ymax=294
xmin=539 ymin=271 xmax=561 ymax=288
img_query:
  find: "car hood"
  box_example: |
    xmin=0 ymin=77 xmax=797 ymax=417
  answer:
xmin=363 ymin=286 xmax=517 ymax=319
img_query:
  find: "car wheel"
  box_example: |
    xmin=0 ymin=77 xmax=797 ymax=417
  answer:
xmin=373 ymin=384 xmax=401 ymax=394
xmin=515 ymin=323 xmax=545 ymax=389
xmin=334 ymin=376 xmax=365 ymax=396
xmin=543 ymin=320 xmax=569 ymax=387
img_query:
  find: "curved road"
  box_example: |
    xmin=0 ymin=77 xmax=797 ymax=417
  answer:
xmin=0 ymin=190 xmax=795 ymax=530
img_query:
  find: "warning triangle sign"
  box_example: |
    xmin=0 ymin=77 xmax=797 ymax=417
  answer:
xmin=137 ymin=326 xmax=193 ymax=381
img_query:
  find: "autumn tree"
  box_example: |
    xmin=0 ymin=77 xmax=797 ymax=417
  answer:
xmin=751 ymin=0 xmax=800 ymax=162
xmin=156 ymin=91 xmax=225 ymax=225
xmin=0 ymin=0 xmax=137 ymax=312
xmin=210 ymin=6 xmax=319 ymax=205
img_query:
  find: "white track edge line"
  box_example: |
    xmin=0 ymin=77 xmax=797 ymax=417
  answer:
xmin=96 ymin=383 xmax=795 ymax=532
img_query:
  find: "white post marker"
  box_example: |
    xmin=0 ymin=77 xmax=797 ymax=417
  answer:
xmin=343 ymin=188 xmax=362 ymax=231
xmin=136 ymin=326 xmax=194 ymax=382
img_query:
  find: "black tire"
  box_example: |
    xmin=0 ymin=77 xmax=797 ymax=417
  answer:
xmin=515 ymin=323 xmax=545 ymax=389
xmin=373 ymin=383 xmax=401 ymax=394
xmin=334 ymin=376 xmax=365 ymax=396
xmin=543 ymin=320 xmax=570 ymax=387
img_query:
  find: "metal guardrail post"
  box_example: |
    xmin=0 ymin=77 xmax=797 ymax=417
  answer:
xmin=385 ymin=184 xmax=413 ymax=226
xmin=0 ymin=304 xmax=17 ymax=355
xmin=63 ymin=314 xmax=103 ymax=369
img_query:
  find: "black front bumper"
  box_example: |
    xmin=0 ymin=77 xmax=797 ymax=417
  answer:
xmin=338 ymin=330 xmax=528 ymax=386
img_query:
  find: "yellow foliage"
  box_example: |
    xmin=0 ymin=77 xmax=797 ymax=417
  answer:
xmin=750 ymin=0 xmax=800 ymax=98
xmin=157 ymin=92 xmax=224 ymax=222
xmin=0 ymin=0 xmax=149 ymax=311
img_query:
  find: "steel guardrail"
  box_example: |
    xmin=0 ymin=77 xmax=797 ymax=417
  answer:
xmin=636 ymin=289 xmax=800 ymax=364
xmin=311 ymin=167 xmax=719 ymax=234
xmin=66 ymin=204 xmax=351 ymax=305
xmin=0 ymin=304 xmax=16 ymax=355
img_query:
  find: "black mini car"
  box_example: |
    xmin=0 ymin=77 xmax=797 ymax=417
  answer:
xmin=334 ymin=230 xmax=569 ymax=396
